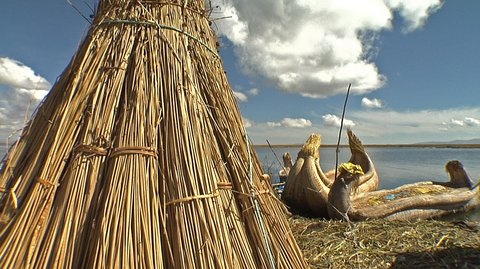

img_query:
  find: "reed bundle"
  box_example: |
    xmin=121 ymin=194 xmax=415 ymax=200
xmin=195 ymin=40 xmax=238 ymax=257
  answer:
xmin=0 ymin=0 xmax=307 ymax=268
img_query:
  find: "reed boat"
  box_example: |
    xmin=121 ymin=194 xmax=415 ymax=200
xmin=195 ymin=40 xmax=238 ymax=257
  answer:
xmin=282 ymin=129 xmax=378 ymax=217
xmin=328 ymin=161 xmax=480 ymax=221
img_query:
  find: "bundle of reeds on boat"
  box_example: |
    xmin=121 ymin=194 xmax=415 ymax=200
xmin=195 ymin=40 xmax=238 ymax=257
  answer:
xmin=0 ymin=1 xmax=307 ymax=268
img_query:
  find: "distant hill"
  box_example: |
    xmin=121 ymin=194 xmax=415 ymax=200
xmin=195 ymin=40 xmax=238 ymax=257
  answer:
xmin=417 ymin=138 xmax=480 ymax=145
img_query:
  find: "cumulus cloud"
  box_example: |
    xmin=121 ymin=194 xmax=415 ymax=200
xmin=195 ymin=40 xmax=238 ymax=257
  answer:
xmin=442 ymin=117 xmax=480 ymax=128
xmin=267 ymin=122 xmax=282 ymax=127
xmin=281 ymin=118 xmax=312 ymax=128
xmin=233 ymin=91 xmax=248 ymax=102
xmin=241 ymin=107 xmax=480 ymax=144
xmin=211 ymin=0 xmax=443 ymax=98
xmin=322 ymin=114 xmax=355 ymax=128
xmin=242 ymin=117 xmax=253 ymax=128
xmin=265 ymin=118 xmax=312 ymax=128
xmin=464 ymin=117 xmax=480 ymax=126
xmin=447 ymin=119 xmax=465 ymax=127
xmin=234 ymin=88 xmax=259 ymax=102
xmin=211 ymin=2 xmax=248 ymax=45
xmin=0 ymin=57 xmax=50 ymax=91
xmin=0 ymin=57 xmax=51 ymax=143
xmin=247 ymin=88 xmax=259 ymax=96
xmin=343 ymin=108 xmax=480 ymax=143
xmin=361 ymin=97 xmax=384 ymax=109
xmin=385 ymin=0 xmax=444 ymax=32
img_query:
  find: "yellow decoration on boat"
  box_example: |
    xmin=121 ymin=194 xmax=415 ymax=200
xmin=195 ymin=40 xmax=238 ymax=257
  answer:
xmin=367 ymin=197 xmax=383 ymax=206
xmin=412 ymin=186 xmax=435 ymax=194
xmin=338 ymin=162 xmax=364 ymax=175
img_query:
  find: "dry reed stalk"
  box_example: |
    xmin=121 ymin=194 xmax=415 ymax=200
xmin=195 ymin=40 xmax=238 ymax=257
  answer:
xmin=0 ymin=1 xmax=308 ymax=268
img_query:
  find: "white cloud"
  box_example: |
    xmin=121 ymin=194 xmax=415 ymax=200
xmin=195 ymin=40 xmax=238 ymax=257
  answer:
xmin=464 ymin=117 xmax=480 ymax=126
xmin=211 ymin=3 xmax=248 ymax=45
xmin=346 ymin=108 xmax=480 ymax=143
xmin=443 ymin=117 xmax=480 ymax=128
xmin=281 ymin=118 xmax=312 ymax=128
xmin=385 ymin=0 xmax=444 ymax=32
xmin=322 ymin=114 xmax=355 ymax=128
xmin=247 ymin=88 xmax=259 ymax=96
xmin=0 ymin=57 xmax=50 ymax=91
xmin=233 ymin=91 xmax=248 ymax=102
xmin=18 ymin=88 xmax=49 ymax=100
xmin=265 ymin=118 xmax=312 ymax=128
xmin=211 ymin=0 xmax=443 ymax=99
xmin=242 ymin=117 xmax=253 ymax=128
xmin=0 ymin=57 xmax=51 ymax=143
xmin=361 ymin=97 xmax=384 ymax=109
xmin=234 ymin=88 xmax=258 ymax=102
xmin=267 ymin=122 xmax=282 ymax=127
xmin=446 ymin=119 xmax=465 ymax=127
xmin=241 ymin=107 xmax=480 ymax=145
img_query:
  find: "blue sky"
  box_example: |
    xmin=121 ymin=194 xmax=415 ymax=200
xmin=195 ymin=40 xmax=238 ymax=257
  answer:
xmin=0 ymin=0 xmax=479 ymax=145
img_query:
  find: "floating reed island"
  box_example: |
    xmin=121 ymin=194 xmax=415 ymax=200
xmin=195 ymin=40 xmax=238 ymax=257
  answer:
xmin=0 ymin=0 xmax=307 ymax=268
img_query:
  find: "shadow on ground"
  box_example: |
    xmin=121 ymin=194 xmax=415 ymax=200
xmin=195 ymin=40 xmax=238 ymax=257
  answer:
xmin=391 ymin=246 xmax=480 ymax=268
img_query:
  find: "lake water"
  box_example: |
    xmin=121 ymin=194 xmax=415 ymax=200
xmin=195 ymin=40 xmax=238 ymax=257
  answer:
xmin=255 ymin=146 xmax=480 ymax=188
xmin=255 ymin=146 xmax=480 ymax=221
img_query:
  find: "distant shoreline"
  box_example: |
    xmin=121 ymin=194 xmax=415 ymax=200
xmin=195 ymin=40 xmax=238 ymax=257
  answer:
xmin=254 ymin=144 xmax=480 ymax=149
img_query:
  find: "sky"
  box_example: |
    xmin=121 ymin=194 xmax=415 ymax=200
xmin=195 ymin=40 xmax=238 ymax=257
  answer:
xmin=0 ymin=0 xmax=479 ymax=146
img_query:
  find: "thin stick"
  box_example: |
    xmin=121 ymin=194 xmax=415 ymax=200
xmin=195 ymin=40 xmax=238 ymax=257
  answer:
xmin=66 ymin=0 xmax=92 ymax=24
xmin=266 ymin=139 xmax=287 ymax=176
xmin=334 ymin=83 xmax=351 ymax=181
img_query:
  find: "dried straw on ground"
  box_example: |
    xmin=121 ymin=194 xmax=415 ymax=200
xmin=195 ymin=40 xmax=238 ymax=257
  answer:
xmin=0 ymin=1 xmax=307 ymax=268
xmin=290 ymin=215 xmax=480 ymax=268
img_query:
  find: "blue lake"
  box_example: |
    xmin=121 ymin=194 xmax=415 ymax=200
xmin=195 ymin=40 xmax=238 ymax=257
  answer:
xmin=255 ymin=146 xmax=480 ymax=188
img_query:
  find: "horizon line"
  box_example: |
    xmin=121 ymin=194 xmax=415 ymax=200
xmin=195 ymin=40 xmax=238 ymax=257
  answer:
xmin=254 ymin=143 xmax=480 ymax=149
